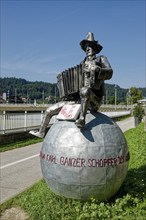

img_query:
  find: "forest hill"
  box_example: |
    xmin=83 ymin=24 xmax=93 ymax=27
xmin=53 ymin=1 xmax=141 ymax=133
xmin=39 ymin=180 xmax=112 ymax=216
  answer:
xmin=0 ymin=77 xmax=145 ymax=104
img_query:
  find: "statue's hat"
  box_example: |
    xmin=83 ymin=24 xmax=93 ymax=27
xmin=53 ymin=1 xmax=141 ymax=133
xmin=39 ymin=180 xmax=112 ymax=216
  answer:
xmin=80 ymin=32 xmax=103 ymax=54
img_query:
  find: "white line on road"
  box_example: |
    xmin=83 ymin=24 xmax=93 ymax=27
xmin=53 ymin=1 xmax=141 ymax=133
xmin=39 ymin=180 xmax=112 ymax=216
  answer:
xmin=0 ymin=154 xmax=39 ymax=170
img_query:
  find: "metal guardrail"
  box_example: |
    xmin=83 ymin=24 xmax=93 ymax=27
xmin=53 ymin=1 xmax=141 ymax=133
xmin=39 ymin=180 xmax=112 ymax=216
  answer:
xmin=0 ymin=111 xmax=44 ymax=135
xmin=0 ymin=109 xmax=132 ymax=135
xmin=0 ymin=103 xmax=133 ymax=109
xmin=102 ymin=110 xmax=131 ymax=118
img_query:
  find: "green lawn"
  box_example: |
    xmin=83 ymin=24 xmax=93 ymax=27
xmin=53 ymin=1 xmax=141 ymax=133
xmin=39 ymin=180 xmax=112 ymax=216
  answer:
xmin=0 ymin=137 xmax=43 ymax=152
xmin=0 ymin=123 xmax=146 ymax=220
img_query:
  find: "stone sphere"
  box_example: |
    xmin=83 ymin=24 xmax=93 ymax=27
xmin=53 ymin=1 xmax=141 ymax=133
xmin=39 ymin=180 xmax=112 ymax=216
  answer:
xmin=40 ymin=112 xmax=129 ymax=201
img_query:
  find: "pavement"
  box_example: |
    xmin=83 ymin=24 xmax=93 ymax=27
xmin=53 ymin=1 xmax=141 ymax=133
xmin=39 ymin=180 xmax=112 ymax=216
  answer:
xmin=0 ymin=116 xmax=135 ymax=204
xmin=0 ymin=143 xmax=42 ymax=204
xmin=116 ymin=116 xmax=135 ymax=132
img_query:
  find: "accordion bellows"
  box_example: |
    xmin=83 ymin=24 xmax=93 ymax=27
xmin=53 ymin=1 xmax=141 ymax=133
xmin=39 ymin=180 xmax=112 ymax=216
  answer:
xmin=57 ymin=64 xmax=83 ymax=99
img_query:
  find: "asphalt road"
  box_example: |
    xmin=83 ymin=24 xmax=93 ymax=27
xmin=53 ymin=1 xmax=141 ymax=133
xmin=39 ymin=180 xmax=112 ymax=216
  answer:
xmin=0 ymin=117 xmax=135 ymax=204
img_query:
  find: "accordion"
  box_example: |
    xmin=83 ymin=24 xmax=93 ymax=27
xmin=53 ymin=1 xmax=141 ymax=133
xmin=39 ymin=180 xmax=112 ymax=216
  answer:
xmin=57 ymin=64 xmax=84 ymax=99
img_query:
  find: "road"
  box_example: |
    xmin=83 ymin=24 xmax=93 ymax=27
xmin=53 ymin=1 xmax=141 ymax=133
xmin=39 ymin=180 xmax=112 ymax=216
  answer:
xmin=0 ymin=117 xmax=135 ymax=204
xmin=116 ymin=116 xmax=135 ymax=132
xmin=0 ymin=143 xmax=42 ymax=204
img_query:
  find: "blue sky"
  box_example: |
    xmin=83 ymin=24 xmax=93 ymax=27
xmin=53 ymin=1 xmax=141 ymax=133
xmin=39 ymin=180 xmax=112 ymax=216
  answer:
xmin=1 ymin=0 xmax=145 ymax=89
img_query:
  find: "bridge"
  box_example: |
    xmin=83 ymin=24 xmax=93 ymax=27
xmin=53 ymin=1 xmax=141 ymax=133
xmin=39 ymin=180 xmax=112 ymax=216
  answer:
xmin=0 ymin=104 xmax=132 ymax=135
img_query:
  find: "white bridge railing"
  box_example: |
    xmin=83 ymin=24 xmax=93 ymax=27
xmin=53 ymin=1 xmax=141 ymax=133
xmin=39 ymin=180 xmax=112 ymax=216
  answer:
xmin=0 ymin=111 xmax=44 ymax=135
xmin=0 ymin=110 xmax=131 ymax=135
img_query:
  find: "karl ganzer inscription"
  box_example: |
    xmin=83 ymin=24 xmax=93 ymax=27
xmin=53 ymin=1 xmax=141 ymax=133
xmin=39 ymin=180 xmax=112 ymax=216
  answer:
xmin=30 ymin=32 xmax=129 ymax=201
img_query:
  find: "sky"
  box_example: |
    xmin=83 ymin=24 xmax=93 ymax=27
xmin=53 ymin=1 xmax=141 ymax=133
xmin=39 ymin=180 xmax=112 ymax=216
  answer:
xmin=0 ymin=0 xmax=146 ymax=89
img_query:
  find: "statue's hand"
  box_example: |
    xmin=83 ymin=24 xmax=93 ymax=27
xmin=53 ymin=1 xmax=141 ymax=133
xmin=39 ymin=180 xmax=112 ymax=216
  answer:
xmin=84 ymin=62 xmax=90 ymax=72
xmin=85 ymin=63 xmax=98 ymax=72
xmin=95 ymin=65 xmax=101 ymax=73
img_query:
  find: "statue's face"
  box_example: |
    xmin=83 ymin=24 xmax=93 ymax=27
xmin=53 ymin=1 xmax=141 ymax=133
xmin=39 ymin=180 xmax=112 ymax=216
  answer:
xmin=86 ymin=46 xmax=96 ymax=57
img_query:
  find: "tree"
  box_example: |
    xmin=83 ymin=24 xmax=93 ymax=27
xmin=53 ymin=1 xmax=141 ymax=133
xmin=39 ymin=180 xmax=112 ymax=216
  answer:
xmin=130 ymin=87 xmax=142 ymax=104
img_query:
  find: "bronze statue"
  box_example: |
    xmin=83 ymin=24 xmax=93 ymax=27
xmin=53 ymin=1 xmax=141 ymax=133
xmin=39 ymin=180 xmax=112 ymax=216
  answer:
xmin=30 ymin=32 xmax=113 ymax=137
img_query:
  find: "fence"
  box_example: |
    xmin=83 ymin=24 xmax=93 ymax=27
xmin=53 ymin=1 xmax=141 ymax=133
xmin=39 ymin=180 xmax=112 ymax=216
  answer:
xmin=0 ymin=111 xmax=44 ymax=135
xmin=0 ymin=109 xmax=132 ymax=135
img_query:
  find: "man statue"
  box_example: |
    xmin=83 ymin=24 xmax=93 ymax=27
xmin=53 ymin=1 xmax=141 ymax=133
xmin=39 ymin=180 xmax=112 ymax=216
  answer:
xmin=75 ymin=32 xmax=113 ymax=127
xmin=29 ymin=32 xmax=113 ymax=137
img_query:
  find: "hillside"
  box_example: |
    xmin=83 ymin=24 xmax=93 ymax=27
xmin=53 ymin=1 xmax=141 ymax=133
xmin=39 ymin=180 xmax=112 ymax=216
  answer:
xmin=0 ymin=77 xmax=145 ymax=104
xmin=0 ymin=77 xmax=58 ymax=103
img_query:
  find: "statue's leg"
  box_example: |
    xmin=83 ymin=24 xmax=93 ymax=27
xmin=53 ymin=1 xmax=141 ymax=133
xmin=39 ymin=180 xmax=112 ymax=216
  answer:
xmin=29 ymin=101 xmax=67 ymax=138
xmin=75 ymin=87 xmax=90 ymax=128
xmin=89 ymin=90 xmax=102 ymax=112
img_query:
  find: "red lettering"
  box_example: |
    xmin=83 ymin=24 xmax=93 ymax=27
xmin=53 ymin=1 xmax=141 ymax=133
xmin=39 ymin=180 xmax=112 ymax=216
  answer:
xmin=87 ymin=159 xmax=95 ymax=167
xmin=81 ymin=158 xmax=85 ymax=167
xmin=88 ymin=159 xmax=100 ymax=167
xmin=60 ymin=107 xmax=73 ymax=119
xmin=60 ymin=156 xmax=65 ymax=165
xmin=99 ymin=159 xmax=104 ymax=167
xmin=46 ymin=154 xmax=57 ymax=164
xmin=60 ymin=156 xmax=86 ymax=167
xmin=114 ymin=157 xmax=117 ymax=165
xmin=95 ymin=159 xmax=100 ymax=167
xmin=42 ymin=154 xmax=128 ymax=168
xmin=40 ymin=151 xmax=45 ymax=160
xmin=117 ymin=156 xmax=124 ymax=164
xmin=103 ymin=159 xmax=108 ymax=166
xmin=65 ymin=157 xmax=72 ymax=166
xmin=72 ymin=158 xmax=76 ymax=167
xmin=87 ymin=155 xmax=127 ymax=168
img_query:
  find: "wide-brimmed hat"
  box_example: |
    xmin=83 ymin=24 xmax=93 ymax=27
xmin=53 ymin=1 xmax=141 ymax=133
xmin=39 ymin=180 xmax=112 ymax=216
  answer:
xmin=80 ymin=32 xmax=103 ymax=54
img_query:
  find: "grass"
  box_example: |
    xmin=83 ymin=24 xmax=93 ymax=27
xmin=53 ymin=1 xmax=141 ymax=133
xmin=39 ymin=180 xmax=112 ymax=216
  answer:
xmin=0 ymin=123 xmax=146 ymax=220
xmin=113 ymin=115 xmax=132 ymax=122
xmin=0 ymin=137 xmax=43 ymax=152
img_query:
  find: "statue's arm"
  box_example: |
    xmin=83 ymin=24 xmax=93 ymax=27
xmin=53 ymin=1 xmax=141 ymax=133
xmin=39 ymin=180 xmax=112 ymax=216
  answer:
xmin=96 ymin=55 xmax=113 ymax=80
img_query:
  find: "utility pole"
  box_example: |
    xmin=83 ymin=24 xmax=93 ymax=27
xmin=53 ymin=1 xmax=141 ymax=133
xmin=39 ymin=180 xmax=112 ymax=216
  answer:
xmin=7 ymin=90 xmax=10 ymax=104
xmin=144 ymin=101 xmax=146 ymax=132
xmin=114 ymin=85 xmax=117 ymax=110
xmin=144 ymin=74 xmax=146 ymax=132
xmin=42 ymin=89 xmax=45 ymax=105
xmin=127 ymin=89 xmax=130 ymax=110
xmin=15 ymin=88 xmax=17 ymax=104
xmin=27 ymin=90 xmax=29 ymax=104
xmin=55 ymin=86 xmax=57 ymax=103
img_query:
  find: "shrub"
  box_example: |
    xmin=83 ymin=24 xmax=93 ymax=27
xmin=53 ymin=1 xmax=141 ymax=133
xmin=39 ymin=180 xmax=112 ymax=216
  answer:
xmin=133 ymin=104 xmax=144 ymax=121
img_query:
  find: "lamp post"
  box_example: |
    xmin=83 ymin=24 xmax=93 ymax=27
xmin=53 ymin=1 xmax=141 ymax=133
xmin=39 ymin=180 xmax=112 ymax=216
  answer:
xmin=42 ymin=89 xmax=45 ymax=105
xmin=15 ymin=88 xmax=17 ymax=104
xmin=144 ymin=100 xmax=146 ymax=132
xmin=114 ymin=85 xmax=117 ymax=110
xmin=27 ymin=90 xmax=29 ymax=104
xmin=7 ymin=90 xmax=10 ymax=104
xmin=55 ymin=86 xmax=57 ymax=103
xmin=127 ymin=89 xmax=130 ymax=110
xmin=144 ymin=74 xmax=146 ymax=132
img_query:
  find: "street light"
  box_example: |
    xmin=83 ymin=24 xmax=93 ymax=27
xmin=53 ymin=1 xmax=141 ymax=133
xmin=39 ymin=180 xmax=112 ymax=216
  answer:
xmin=54 ymin=86 xmax=57 ymax=103
xmin=114 ymin=85 xmax=117 ymax=110
xmin=127 ymin=89 xmax=130 ymax=110
xmin=144 ymin=100 xmax=146 ymax=132
xmin=15 ymin=88 xmax=17 ymax=104
xmin=42 ymin=89 xmax=44 ymax=105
